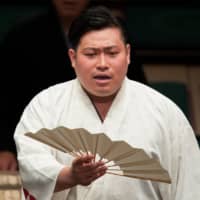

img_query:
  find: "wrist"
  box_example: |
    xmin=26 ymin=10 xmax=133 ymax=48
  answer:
xmin=55 ymin=166 xmax=77 ymax=192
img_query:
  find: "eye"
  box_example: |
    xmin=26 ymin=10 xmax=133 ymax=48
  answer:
xmin=84 ymin=53 xmax=96 ymax=58
xmin=108 ymin=51 xmax=119 ymax=57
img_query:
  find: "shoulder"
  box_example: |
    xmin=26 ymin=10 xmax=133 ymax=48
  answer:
xmin=15 ymin=80 xmax=76 ymax=133
xmin=126 ymin=79 xmax=193 ymax=139
xmin=32 ymin=80 xmax=75 ymax=104
xmin=126 ymin=78 xmax=169 ymax=101
xmin=20 ymin=80 xmax=74 ymax=121
xmin=20 ymin=80 xmax=75 ymax=115
xmin=126 ymin=78 xmax=185 ymax=117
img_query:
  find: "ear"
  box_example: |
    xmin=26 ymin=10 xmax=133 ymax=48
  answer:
xmin=126 ymin=44 xmax=131 ymax=65
xmin=68 ymin=48 xmax=76 ymax=69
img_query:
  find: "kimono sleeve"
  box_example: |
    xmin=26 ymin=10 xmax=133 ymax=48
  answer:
xmin=167 ymin=104 xmax=200 ymax=200
xmin=14 ymin=94 xmax=69 ymax=200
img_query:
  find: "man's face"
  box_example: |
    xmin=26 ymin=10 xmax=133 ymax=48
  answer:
xmin=69 ymin=27 xmax=130 ymax=97
xmin=52 ymin=0 xmax=89 ymax=18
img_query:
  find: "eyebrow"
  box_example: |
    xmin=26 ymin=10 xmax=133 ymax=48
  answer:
xmin=82 ymin=46 xmax=119 ymax=51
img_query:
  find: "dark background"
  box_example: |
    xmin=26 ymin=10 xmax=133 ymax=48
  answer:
xmin=1 ymin=0 xmax=200 ymax=63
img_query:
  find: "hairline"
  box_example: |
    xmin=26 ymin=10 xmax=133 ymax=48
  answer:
xmin=71 ymin=26 xmax=128 ymax=51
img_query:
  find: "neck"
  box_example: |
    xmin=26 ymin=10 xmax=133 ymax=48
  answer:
xmin=89 ymin=93 xmax=116 ymax=104
xmin=59 ymin=17 xmax=72 ymax=33
xmin=87 ymin=92 xmax=117 ymax=122
xmin=55 ymin=11 xmax=74 ymax=32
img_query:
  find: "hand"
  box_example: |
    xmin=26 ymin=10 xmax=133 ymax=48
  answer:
xmin=55 ymin=154 xmax=107 ymax=192
xmin=70 ymin=154 xmax=107 ymax=186
xmin=0 ymin=151 xmax=18 ymax=171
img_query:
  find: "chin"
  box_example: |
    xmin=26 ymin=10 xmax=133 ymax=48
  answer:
xmin=94 ymin=90 xmax=118 ymax=98
xmin=84 ymin=85 xmax=118 ymax=98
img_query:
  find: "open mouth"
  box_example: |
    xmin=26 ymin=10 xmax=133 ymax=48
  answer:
xmin=94 ymin=75 xmax=111 ymax=80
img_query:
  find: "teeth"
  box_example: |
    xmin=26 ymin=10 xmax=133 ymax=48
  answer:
xmin=95 ymin=76 xmax=110 ymax=79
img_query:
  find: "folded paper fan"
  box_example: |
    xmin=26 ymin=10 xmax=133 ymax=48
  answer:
xmin=25 ymin=126 xmax=171 ymax=184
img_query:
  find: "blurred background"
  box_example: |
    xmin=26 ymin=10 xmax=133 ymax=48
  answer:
xmin=0 ymin=0 xmax=200 ymax=142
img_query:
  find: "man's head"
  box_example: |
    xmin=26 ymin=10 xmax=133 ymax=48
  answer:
xmin=52 ymin=0 xmax=89 ymax=20
xmin=68 ymin=6 xmax=130 ymax=98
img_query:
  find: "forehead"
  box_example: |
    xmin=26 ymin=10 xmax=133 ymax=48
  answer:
xmin=78 ymin=27 xmax=125 ymax=49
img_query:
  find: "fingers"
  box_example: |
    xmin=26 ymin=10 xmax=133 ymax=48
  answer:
xmin=73 ymin=154 xmax=94 ymax=166
xmin=79 ymin=161 xmax=106 ymax=179
xmin=71 ymin=154 xmax=107 ymax=186
xmin=86 ymin=164 xmax=107 ymax=182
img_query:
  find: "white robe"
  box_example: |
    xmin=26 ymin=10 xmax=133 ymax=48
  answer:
xmin=14 ymin=78 xmax=200 ymax=200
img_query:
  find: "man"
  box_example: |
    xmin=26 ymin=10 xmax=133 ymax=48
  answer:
xmin=0 ymin=0 xmax=89 ymax=171
xmin=14 ymin=6 xmax=200 ymax=200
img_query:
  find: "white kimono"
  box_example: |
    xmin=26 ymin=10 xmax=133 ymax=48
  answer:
xmin=14 ymin=78 xmax=200 ymax=200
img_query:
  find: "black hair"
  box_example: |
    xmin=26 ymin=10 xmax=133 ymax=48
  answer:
xmin=68 ymin=6 xmax=129 ymax=49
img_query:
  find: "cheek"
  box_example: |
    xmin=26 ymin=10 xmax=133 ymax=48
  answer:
xmin=76 ymin=57 xmax=96 ymax=71
xmin=113 ymin=57 xmax=129 ymax=74
xmin=74 ymin=59 xmax=94 ymax=79
xmin=76 ymin=61 xmax=89 ymax=72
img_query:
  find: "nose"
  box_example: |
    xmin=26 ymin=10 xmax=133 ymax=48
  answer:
xmin=96 ymin=54 xmax=108 ymax=71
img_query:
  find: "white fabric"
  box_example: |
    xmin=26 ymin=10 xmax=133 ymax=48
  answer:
xmin=14 ymin=78 xmax=200 ymax=200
